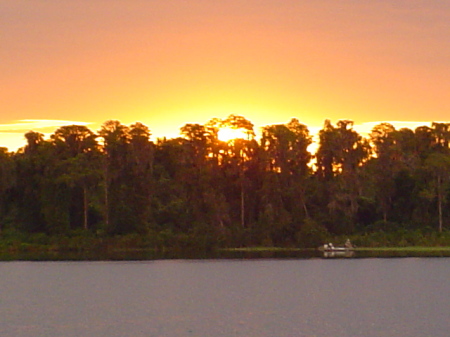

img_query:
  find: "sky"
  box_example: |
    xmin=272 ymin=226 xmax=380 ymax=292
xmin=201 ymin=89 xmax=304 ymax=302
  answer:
xmin=2 ymin=0 xmax=449 ymax=151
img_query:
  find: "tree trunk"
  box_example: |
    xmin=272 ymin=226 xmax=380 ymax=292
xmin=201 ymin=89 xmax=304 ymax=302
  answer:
xmin=302 ymin=200 xmax=309 ymax=218
xmin=240 ymin=182 xmax=245 ymax=228
xmin=83 ymin=184 xmax=88 ymax=230
xmin=104 ymin=163 xmax=110 ymax=228
xmin=438 ymin=175 xmax=443 ymax=233
xmin=240 ymin=157 xmax=245 ymax=228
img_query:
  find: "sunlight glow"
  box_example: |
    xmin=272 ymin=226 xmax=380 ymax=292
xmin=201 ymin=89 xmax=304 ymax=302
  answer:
xmin=217 ymin=127 xmax=249 ymax=142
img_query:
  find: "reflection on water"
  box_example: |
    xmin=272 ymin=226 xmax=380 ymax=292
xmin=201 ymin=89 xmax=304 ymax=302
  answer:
xmin=3 ymin=247 xmax=450 ymax=261
xmin=323 ymin=250 xmax=355 ymax=258
xmin=0 ymin=249 xmax=322 ymax=261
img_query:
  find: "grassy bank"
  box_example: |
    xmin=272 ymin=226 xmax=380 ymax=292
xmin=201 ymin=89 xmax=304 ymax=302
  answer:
xmin=1 ymin=228 xmax=450 ymax=258
xmin=221 ymin=247 xmax=307 ymax=252
xmin=355 ymin=246 xmax=450 ymax=252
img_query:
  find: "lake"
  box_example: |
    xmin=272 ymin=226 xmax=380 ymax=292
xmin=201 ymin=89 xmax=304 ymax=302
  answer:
xmin=1 ymin=258 xmax=449 ymax=337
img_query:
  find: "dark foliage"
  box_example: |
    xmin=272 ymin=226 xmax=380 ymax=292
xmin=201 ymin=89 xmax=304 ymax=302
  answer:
xmin=0 ymin=117 xmax=449 ymax=248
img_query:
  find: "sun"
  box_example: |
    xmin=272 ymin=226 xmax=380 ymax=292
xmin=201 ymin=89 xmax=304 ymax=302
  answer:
xmin=217 ymin=127 xmax=249 ymax=142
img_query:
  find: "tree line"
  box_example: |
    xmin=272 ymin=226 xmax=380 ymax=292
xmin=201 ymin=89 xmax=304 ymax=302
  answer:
xmin=0 ymin=115 xmax=449 ymax=248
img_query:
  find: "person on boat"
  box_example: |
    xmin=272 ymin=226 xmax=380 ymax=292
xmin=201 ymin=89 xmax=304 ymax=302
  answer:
xmin=344 ymin=239 xmax=352 ymax=249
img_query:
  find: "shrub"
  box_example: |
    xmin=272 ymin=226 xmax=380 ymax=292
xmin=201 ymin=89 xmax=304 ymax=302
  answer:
xmin=296 ymin=218 xmax=330 ymax=248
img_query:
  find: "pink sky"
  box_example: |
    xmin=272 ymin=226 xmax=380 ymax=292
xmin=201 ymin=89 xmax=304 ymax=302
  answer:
xmin=1 ymin=0 xmax=449 ymax=150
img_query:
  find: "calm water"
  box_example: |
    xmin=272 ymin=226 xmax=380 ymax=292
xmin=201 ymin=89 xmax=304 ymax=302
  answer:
xmin=1 ymin=258 xmax=449 ymax=337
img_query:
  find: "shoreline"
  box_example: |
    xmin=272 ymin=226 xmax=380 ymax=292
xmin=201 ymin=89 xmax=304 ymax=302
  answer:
xmin=2 ymin=244 xmax=450 ymax=261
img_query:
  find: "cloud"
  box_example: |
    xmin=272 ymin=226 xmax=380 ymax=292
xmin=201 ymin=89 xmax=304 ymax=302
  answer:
xmin=0 ymin=119 xmax=93 ymax=151
xmin=0 ymin=119 xmax=92 ymax=134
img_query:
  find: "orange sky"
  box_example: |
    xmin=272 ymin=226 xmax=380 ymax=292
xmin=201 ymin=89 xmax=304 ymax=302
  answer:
xmin=2 ymin=0 xmax=449 ymax=151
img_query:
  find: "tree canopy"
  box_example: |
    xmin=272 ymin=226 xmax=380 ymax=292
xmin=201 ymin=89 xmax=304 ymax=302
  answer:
xmin=1 ymin=116 xmax=449 ymax=248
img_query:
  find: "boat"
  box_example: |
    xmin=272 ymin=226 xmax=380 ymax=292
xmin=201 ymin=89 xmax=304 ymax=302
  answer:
xmin=318 ymin=239 xmax=355 ymax=257
xmin=319 ymin=243 xmax=352 ymax=252
xmin=321 ymin=245 xmax=352 ymax=252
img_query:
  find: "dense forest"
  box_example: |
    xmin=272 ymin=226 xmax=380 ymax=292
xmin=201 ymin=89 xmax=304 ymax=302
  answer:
xmin=0 ymin=115 xmax=449 ymax=249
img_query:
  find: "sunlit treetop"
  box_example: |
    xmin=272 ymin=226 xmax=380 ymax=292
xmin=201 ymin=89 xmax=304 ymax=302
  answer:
xmin=216 ymin=114 xmax=255 ymax=142
xmin=217 ymin=127 xmax=250 ymax=142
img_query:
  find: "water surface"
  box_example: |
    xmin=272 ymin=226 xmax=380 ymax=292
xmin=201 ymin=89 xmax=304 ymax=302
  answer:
xmin=1 ymin=258 xmax=449 ymax=336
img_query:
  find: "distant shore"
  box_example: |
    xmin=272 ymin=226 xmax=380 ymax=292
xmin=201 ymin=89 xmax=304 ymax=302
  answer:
xmin=2 ymin=232 xmax=450 ymax=261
